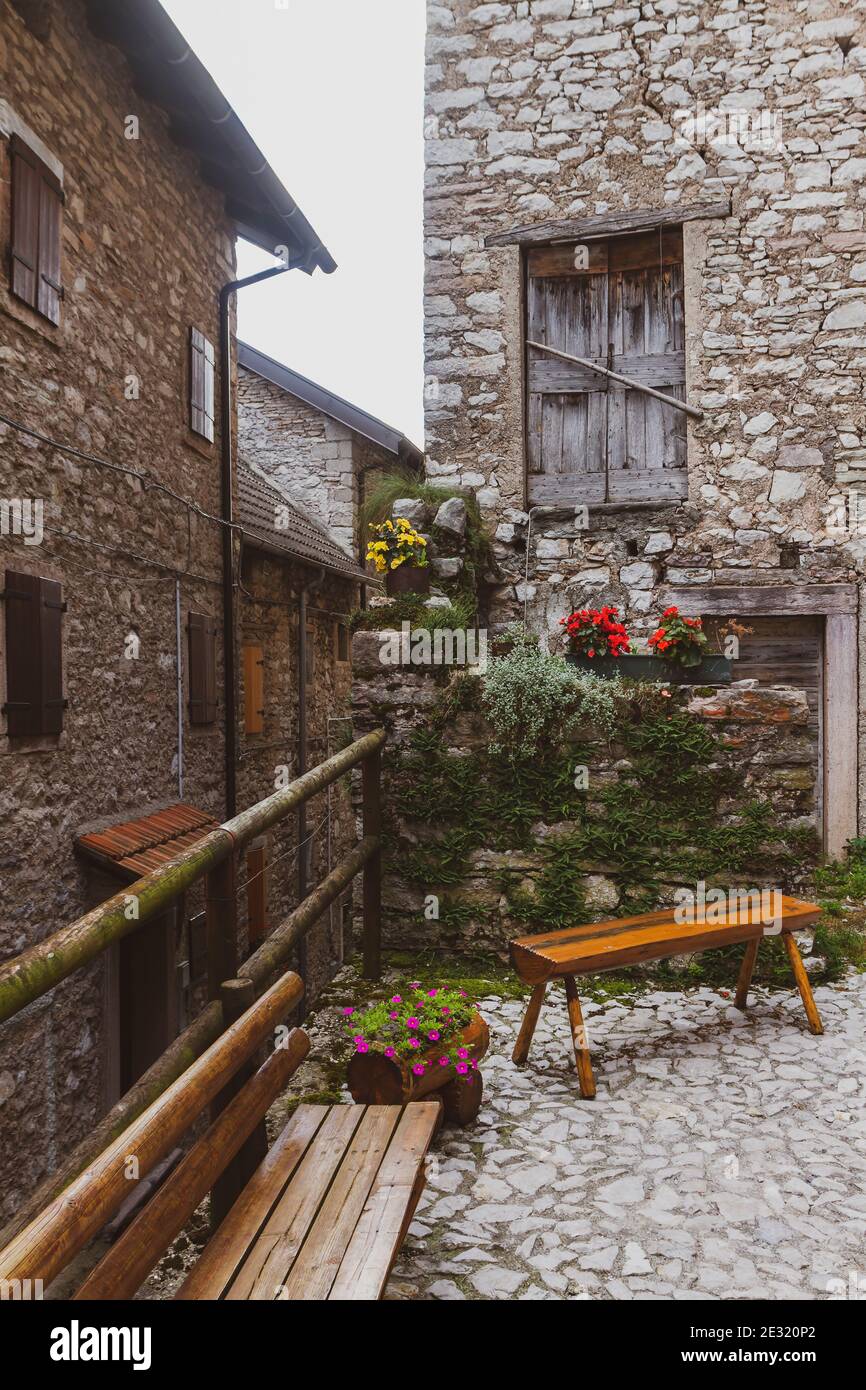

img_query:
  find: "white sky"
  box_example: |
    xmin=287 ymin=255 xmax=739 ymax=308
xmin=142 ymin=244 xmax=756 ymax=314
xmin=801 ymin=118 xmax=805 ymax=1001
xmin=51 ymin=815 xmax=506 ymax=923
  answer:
xmin=161 ymin=0 xmax=426 ymax=446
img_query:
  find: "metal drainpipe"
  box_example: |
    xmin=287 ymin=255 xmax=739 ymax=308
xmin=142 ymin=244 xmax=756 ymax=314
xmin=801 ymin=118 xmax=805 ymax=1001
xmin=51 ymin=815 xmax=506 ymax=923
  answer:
xmin=218 ymin=262 xmax=289 ymax=819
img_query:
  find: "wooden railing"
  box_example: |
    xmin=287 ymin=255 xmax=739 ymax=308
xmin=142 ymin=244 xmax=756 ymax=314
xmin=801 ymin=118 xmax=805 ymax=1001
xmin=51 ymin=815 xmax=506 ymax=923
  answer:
xmin=0 ymin=728 xmax=385 ymax=1257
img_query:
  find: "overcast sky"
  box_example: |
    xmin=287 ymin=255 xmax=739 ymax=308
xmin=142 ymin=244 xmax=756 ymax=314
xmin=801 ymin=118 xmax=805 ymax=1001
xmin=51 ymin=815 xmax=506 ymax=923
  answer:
xmin=162 ymin=0 xmax=426 ymax=446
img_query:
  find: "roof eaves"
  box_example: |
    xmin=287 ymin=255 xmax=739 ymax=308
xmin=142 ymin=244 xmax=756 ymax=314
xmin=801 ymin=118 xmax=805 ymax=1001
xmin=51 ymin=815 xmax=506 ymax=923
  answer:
xmin=82 ymin=0 xmax=336 ymax=275
xmin=238 ymin=341 xmax=424 ymax=466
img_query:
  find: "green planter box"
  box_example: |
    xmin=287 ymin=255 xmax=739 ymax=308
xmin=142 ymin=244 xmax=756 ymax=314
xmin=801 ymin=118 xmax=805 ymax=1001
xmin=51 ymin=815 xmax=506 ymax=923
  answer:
xmin=565 ymin=653 xmax=733 ymax=684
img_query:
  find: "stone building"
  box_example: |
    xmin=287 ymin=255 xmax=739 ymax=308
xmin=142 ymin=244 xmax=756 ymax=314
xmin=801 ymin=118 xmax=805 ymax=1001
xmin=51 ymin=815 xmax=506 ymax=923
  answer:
xmin=0 ymin=0 xmax=332 ymax=1220
xmin=423 ymin=0 xmax=866 ymax=858
xmin=235 ymin=458 xmax=371 ymax=999
xmin=238 ymin=341 xmax=424 ymax=564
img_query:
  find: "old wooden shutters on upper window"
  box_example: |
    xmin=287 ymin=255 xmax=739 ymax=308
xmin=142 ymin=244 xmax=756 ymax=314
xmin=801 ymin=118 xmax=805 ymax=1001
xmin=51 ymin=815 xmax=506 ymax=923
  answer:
xmin=3 ymin=569 xmax=66 ymax=735
xmin=526 ymin=227 xmax=687 ymax=506
xmin=190 ymin=328 xmax=215 ymax=441
xmin=10 ymin=134 xmax=63 ymax=324
xmin=188 ymin=611 xmax=217 ymax=724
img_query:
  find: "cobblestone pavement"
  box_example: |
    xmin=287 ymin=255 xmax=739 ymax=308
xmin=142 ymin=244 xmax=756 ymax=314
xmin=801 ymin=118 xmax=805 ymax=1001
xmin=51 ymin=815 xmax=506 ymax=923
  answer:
xmin=387 ymin=974 xmax=866 ymax=1301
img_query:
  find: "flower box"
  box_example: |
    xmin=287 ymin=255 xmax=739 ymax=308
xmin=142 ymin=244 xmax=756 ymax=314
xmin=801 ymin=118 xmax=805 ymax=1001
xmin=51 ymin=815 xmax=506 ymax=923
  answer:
xmin=385 ymin=564 xmax=430 ymax=597
xmin=347 ymin=1010 xmax=489 ymax=1126
xmin=565 ymin=653 xmax=733 ymax=684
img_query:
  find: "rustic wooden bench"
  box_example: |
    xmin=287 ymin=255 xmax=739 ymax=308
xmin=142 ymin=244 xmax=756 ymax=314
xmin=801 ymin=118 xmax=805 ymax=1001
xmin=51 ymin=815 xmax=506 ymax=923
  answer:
xmin=177 ymin=1100 xmax=439 ymax=1300
xmin=71 ymin=1014 xmax=439 ymax=1301
xmin=510 ymin=895 xmax=823 ymax=1099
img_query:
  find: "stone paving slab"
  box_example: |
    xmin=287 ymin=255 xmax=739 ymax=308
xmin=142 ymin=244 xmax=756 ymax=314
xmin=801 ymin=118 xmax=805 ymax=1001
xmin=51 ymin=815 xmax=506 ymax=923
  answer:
xmin=387 ymin=974 xmax=866 ymax=1301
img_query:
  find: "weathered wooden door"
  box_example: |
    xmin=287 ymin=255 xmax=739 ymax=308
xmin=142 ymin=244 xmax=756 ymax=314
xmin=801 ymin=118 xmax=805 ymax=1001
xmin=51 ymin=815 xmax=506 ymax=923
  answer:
xmin=526 ymin=228 xmax=688 ymax=506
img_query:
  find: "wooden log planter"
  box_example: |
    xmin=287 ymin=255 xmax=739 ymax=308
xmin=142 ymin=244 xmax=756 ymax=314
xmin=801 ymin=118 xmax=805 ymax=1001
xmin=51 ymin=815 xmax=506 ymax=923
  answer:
xmin=347 ymin=1011 xmax=489 ymax=1127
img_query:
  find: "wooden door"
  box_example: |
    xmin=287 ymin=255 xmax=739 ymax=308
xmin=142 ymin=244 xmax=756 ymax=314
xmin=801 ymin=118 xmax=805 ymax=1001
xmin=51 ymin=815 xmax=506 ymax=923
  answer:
xmin=526 ymin=228 xmax=688 ymax=506
xmin=111 ymin=911 xmax=177 ymax=1098
xmin=703 ymin=616 xmax=824 ymax=834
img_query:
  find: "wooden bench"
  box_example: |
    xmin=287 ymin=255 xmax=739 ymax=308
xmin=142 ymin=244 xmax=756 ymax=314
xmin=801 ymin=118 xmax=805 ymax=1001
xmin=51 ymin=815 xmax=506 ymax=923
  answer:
xmin=510 ymin=895 xmax=823 ymax=1099
xmin=71 ymin=1015 xmax=439 ymax=1301
xmin=177 ymin=1100 xmax=439 ymax=1301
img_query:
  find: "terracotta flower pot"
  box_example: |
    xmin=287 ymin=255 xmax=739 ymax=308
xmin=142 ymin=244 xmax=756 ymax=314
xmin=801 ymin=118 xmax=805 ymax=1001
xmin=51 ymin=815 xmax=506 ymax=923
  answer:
xmin=385 ymin=564 xmax=431 ymax=597
xmin=347 ymin=1010 xmax=489 ymax=1123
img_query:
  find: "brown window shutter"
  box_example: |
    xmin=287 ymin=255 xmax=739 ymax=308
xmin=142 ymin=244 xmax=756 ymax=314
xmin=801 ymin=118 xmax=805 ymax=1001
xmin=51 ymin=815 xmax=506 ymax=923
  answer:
xmin=188 ymin=611 xmax=217 ymax=724
xmin=246 ymin=845 xmax=268 ymax=944
xmin=190 ymin=328 xmax=215 ymax=442
xmin=10 ymin=134 xmax=63 ymax=323
xmin=4 ymin=569 xmax=66 ymax=736
xmin=243 ymin=644 xmax=264 ymax=734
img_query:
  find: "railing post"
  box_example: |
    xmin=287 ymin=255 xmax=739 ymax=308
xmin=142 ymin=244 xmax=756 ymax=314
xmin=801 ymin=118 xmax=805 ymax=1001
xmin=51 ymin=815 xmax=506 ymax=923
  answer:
xmin=205 ymin=849 xmax=238 ymax=1001
xmin=210 ymin=977 xmax=267 ymax=1230
xmin=361 ymin=747 xmax=382 ymax=980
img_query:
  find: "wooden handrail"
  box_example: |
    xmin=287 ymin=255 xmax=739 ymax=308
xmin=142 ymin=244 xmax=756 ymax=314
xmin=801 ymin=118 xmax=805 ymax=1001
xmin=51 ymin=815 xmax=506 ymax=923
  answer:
xmin=0 ymin=969 xmax=305 ymax=1288
xmin=0 ymin=727 xmax=386 ymax=1025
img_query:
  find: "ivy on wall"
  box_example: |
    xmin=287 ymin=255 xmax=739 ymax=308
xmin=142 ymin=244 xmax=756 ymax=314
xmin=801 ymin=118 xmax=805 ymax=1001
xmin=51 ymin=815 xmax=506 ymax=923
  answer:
xmin=386 ymin=669 xmax=820 ymax=936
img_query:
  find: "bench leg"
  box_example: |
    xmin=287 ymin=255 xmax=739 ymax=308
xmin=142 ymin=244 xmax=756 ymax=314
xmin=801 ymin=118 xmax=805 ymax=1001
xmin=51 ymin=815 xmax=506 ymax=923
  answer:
xmin=512 ymin=982 xmax=546 ymax=1065
xmin=783 ymin=931 xmax=824 ymax=1035
xmin=734 ymin=937 xmax=760 ymax=1010
xmin=563 ymin=975 xmax=596 ymax=1099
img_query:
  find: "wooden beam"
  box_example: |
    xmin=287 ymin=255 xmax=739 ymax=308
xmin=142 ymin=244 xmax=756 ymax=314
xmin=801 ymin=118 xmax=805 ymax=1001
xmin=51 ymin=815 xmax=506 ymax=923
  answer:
xmin=824 ymin=613 xmax=859 ymax=857
xmin=0 ymin=969 xmax=304 ymax=1288
xmin=660 ymin=584 xmax=858 ymax=617
xmin=527 ymin=340 xmax=703 ymax=420
xmin=73 ymin=1030 xmax=310 ymax=1301
xmin=486 ymin=199 xmax=732 ymax=248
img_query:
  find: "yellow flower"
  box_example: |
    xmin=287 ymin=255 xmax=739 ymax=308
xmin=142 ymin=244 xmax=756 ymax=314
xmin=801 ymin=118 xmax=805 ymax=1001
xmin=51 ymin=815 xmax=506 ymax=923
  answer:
xmin=390 ymin=556 xmax=406 ymax=569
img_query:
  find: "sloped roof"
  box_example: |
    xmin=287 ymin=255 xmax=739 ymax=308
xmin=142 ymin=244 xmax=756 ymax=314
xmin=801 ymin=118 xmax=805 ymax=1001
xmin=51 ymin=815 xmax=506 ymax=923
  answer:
xmin=81 ymin=0 xmax=335 ymax=273
xmin=238 ymin=461 xmax=373 ymax=585
xmin=238 ymin=342 xmax=423 ymax=466
xmin=76 ymin=804 xmax=219 ymax=881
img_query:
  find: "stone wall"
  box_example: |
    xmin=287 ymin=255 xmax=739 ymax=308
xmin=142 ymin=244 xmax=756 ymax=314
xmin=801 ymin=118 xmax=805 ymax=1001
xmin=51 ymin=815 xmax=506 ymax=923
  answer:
xmin=422 ymin=1 xmax=866 ymax=778
xmin=238 ymin=366 xmax=400 ymax=561
xmin=353 ymin=632 xmax=818 ymax=955
xmin=0 ymin=0 xmax=237 ymax=1220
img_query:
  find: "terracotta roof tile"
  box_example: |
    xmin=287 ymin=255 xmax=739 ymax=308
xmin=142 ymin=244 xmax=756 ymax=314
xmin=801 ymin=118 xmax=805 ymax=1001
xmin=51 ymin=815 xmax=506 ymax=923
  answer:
xmin=76 ymin=804 xmax=220 ymax=881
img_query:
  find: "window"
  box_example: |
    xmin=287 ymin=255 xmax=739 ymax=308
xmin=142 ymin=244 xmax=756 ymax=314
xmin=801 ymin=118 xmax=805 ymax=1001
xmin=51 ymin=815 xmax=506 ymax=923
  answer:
xmin=525 ymin=227 xmax=687 ymax=505
xmin=190 ymin=327 xmax=215 ymax=441
xmin=3 ymin=569 xmax=66 ymax=735
xmin=243 ymin=643 xmax=264 ymax=734
xmin=187 ymin=611 xmax=217 ymax=724
xmin=335 ymin=622 xmax=350 ymax=663
xmin=9 ymin=133 xmax=63 ymax=324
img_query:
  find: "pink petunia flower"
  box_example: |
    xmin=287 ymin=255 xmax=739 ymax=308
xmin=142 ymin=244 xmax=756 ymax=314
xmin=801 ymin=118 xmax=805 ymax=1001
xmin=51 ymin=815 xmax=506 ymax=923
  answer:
xmin=406 ymin=1016 xmax=419 ymax=1029
xmin=384 ymin=1047 xmax=396 ymax=1058
xmin=342 ymin=1007 xmax=354 ymax=1016
xmin=439 ymin=1056 xmax=450 ymax=1067
xmin=457 ymin=1047 xmax=469 ymax=1059
xmin=409 ymin=1037 xmax=421 ymax=1049
xmin=427 ymin=988 xmax=438 ymax=997
xmin=353 ymin=1035 xmax=366 ymax=1047
xmin=412 ymin=1063 xmax=426 ymax=1077
xmin=456 ymin=1062 xmax=468 ymax=1075
xmin=390 ymin=995 xmax=402 ymax=1004
xmin=428 ymin=1030 xmax=440 ymax=1041
xmin=356 ymin=1041 xmax=369 ymax=1053
xmin=389 ymin=1012 xmax=399 ymax=1020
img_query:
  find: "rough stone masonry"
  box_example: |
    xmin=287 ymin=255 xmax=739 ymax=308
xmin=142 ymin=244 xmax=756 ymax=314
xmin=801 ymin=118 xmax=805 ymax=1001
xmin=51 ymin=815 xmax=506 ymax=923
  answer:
xmin=422 ymin=2 xmax=866 ymax=770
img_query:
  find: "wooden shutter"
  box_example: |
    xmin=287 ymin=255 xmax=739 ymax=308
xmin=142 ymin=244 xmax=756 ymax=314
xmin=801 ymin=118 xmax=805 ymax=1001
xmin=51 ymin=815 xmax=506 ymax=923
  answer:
xmin=10 ymin=134 xmax=63 ymax=324
xmin=246 ymin=845 xmax=268 ymax=944
xmin=243 ymin=643 xmax=264 ymax=734
xmin=526 ymin=227 xmax=687 ymax=506
xmin=190 ymin=328 xmax=215 ymax=441
xmin=187 ymin=611 xmax=217 ymax=724
xmin=336 ymin=622 xmax=349 ymax=663
xmin=3 ymin=569 xmax=66 ymax=736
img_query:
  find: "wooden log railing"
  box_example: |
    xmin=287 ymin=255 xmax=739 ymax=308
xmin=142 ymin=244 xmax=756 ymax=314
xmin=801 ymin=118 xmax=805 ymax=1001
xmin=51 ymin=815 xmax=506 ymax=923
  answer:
xmin=0 ymin=727 xmax=385 ymax=1254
